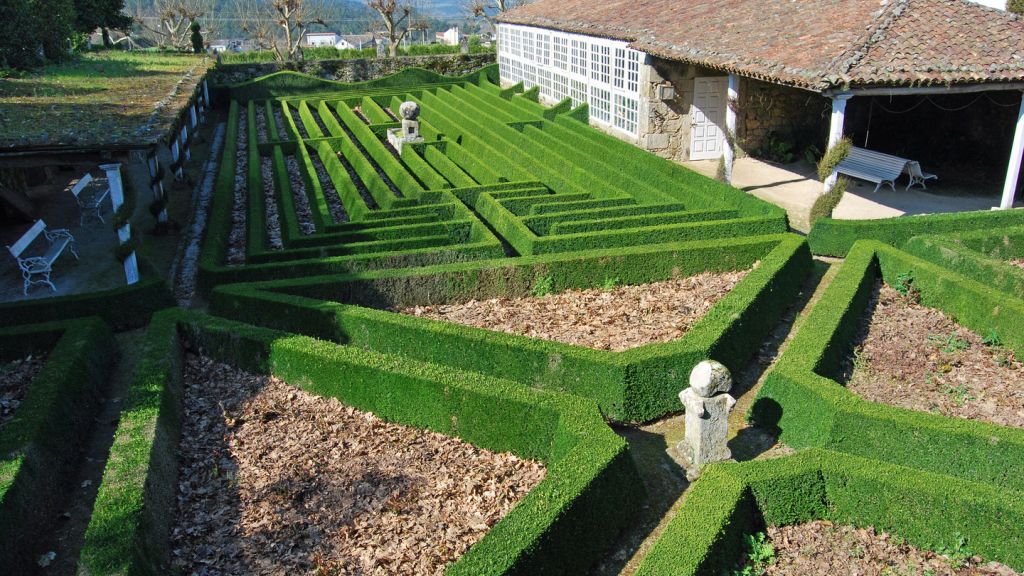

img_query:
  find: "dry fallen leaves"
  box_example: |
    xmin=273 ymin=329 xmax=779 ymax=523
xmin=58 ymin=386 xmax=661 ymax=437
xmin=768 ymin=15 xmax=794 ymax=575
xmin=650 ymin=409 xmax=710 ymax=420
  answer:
xmin=400 ymin=269 xmax=751 ymax=352
xmin=845 ymin=283 xmax=1023 ymax=428
xmin=0 ymin=353 xmax=46 ymax=430
xmin=171 ymin=355 xmax=545 ymax=576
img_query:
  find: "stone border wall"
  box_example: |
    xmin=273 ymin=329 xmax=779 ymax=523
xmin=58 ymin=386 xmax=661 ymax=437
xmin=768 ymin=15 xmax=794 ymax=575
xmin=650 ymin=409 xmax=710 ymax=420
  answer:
xmin=209 ymin=53 xmax=496 ymax=87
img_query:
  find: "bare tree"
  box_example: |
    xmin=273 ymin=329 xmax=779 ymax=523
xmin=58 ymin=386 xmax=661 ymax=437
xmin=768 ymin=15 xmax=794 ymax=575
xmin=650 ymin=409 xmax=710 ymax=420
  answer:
xmin=365 ymin=0 xmax=416 ymax=57
xmin=131 ymin=0 xmax=214 ymax=49
xmin=463 ymin=0 xmax=527 ymax=30
xmin=235 ymin=0 xmax=328 ymax=60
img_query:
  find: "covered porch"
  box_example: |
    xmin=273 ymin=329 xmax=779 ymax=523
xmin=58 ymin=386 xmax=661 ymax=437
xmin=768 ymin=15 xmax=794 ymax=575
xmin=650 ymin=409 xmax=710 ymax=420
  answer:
xmin=685 ymin=156 xmax=1016 ymax=233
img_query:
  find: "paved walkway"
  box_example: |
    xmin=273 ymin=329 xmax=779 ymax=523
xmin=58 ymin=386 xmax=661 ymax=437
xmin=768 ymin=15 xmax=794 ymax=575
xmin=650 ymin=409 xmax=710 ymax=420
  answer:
xmin=683 ymin=157 xmax=1011 ymax=233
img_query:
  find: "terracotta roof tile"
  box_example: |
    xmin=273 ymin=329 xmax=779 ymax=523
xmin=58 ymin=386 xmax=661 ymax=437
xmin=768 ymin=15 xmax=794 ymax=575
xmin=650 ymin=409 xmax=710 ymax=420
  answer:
xmin=498 ymin=0 xmax=1024 ymax=91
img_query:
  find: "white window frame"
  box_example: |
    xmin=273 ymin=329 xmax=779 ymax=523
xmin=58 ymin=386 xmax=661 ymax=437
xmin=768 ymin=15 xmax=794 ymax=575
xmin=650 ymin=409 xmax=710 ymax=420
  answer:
xmin=497 ymin=23 xmax=645 ymax=138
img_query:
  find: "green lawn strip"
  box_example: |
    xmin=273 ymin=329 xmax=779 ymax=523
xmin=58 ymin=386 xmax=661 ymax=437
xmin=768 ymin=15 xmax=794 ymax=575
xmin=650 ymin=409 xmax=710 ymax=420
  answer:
xmin=635 ymin=449 xmax=1024 ymax=575
xmin=81 ymin=309 xmax=643 ymax=575
xmin=902 ymin=226 xmax=1024 ymax=298
xmin=752 ymin=240 xmax=1024 ymax=492
xmin=0 ymin=318 xmax=116 ymax=566
xmin=807 ymin=209 xmax=1024 ymax=257
xmin=209 ymin=234 xmax=811 ymax=422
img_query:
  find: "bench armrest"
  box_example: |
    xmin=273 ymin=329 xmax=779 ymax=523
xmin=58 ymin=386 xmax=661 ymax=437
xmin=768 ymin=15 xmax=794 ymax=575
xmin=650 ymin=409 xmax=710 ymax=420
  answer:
xmin=44 ymin=228 xmax=75 ymax=244
xmin=16 ymin=256 xmax=51 ymax=273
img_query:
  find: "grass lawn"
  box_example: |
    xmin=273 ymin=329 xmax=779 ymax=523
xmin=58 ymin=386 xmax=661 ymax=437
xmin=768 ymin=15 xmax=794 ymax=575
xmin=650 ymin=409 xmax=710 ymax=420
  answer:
xmin=0 ymin=51 xmax=213 ymax=150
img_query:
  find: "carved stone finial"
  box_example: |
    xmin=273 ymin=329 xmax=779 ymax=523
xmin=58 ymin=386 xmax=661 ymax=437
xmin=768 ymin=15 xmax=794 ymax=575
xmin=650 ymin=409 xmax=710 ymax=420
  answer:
xmin=676 ymin=360 xmax=736 ymax=481
xmin=399 ymin=101 xmax=420 ymax=121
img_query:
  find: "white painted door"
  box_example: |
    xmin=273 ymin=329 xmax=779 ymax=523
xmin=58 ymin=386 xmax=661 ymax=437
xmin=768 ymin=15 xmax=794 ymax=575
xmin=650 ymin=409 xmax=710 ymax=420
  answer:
xmin=690 ymin=77 xmax=728 ymax=161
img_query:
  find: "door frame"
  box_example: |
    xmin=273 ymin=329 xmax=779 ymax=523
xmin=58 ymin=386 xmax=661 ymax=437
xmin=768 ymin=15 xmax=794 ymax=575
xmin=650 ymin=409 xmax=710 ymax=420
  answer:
xmin=689 ymin=76 xmax=729 ymax=161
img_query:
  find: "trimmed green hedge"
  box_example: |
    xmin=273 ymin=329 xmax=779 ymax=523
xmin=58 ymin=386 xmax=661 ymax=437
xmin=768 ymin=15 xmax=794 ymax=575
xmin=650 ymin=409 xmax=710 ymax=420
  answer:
xmin=209 ymin=234 xmax=811 ymax=422
xmin=81 ymin=309 xmax=643 ymax=575
xmin=0 ymin=318 xmax=116 ymax=568
xmin=902 ymin=226 xmax=1024 ymax=298
xmin=807 ymin=208 xmax=1024 ymax=257
xmin=751 ymin=240 xmax=1024 ymax=491
xmin=636 ymin=449 xmax=1024 ymax=575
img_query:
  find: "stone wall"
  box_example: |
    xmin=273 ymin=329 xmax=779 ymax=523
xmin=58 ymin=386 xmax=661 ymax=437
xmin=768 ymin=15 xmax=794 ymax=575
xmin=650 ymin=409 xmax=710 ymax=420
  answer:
xmin=636 ymin=56 xmax=831 ymax=164
xmin=209 ymin=53 xmax=496 ymax=86
xmin=737 ymin=79 xmax=831 ymax=160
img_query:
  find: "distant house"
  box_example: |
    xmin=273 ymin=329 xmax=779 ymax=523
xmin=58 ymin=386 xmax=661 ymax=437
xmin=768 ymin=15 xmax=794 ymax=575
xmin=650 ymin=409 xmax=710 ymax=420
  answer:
xmin=336 ymin=34 xmax=377 ymax=50
xmin=497 ymin=0 xmax=1024 ymax=209
xmin=970 ymin=0 xmax=1007 ymax=8
xmin=436 ymin=27 xmax=460 ymax=46
xmin=305 ymin=32 xmax=339 ymax=47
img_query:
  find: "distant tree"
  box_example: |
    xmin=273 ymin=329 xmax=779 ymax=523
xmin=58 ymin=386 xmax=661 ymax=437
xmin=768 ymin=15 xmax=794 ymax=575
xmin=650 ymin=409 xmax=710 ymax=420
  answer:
xmin=131 ymin=0 xmax=213 ymax=50
xmin=0 ymin=0 xmax=77 ymax=69
xmin=366 ymin=0 xmax=415 ymax=57
xmin=190 ymin=21 xmax=203 ymax=52
xmin=1009 ymin=0 xmax=1023 ymax=14
xmin=74 ymin=0 xmax=132 ymax=47
xmin=463 ymin=0 xmax=529 ymax=30
xmin=236 ymin=0 xmax=327 ymax=60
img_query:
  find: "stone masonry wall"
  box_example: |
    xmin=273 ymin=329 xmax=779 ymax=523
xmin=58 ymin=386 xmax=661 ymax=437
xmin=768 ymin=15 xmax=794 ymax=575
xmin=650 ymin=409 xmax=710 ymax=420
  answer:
xmin=738 ymin=78 xmax=831 ymax=159
xmin=638 ymin=58 xmax=725 ymax=163
xmin=209 ymin=53 xmax=496 ymax=86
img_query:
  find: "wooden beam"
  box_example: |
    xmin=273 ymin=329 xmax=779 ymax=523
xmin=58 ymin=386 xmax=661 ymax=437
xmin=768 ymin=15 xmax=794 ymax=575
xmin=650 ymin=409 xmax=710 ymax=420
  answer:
xmin=829 ymin=83 xmax=1024 ymax=97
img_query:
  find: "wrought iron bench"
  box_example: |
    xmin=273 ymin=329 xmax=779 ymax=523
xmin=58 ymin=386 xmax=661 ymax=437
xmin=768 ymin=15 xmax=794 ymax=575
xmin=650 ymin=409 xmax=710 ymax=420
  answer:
xmin=70 ymin=173 xmax=110 ymax=225
xmin=835 ymin=147 xmax=910 ymax=193
xmin=6 ymin=220 xmax=78 ymax=295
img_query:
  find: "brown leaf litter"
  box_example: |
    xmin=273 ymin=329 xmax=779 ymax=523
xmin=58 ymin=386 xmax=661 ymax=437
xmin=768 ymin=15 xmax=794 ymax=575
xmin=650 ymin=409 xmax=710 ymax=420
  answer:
xmin=735 ymin=521 xmax=1020 ymax=575
xmin=400 ymin=269 xmax=751 ymax=352
xmin=843 ymin=282 xmax=1023 ymax=428
xmin=0 ymin=353 xmax=46 ymax=429
xmin=171 ymin=354 xmax=545 ymax=576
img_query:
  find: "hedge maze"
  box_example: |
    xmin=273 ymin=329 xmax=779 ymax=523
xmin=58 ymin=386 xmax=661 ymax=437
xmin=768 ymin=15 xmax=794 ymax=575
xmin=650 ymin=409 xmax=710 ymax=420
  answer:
xmin=4 ymin=65 xmax=1024 ymax=574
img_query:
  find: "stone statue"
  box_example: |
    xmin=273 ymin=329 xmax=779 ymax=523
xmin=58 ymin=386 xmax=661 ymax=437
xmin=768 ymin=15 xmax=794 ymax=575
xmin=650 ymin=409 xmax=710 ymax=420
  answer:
xmin=386 ymin=101 xmax=425 ymax=155
xmin=677 ymin=360 xmax=736 ymax=481
xmin=399 ymin=101 xmax=420 ymax=121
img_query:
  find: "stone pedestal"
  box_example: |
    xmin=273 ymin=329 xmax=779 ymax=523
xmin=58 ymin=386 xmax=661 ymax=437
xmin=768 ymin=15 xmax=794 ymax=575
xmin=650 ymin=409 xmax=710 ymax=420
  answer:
xmin=677 ymin=360 xmax=736 ymax=481
xmin=386 ymin=101 xmax=425 ymax=155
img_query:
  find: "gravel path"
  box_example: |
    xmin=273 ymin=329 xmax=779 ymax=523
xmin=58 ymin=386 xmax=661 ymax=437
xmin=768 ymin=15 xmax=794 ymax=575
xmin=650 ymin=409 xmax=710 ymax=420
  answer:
xmin=273 ymin=105 xmax=288 ymax=140
xmin=291 ymin=105 xmax=311 ymax=140
xmin=733 ymin=521 xmax=1019 ymax=575
xmin=310 ymin=149 xmax=349 ymax=223
xmin=402 ymin=270 xmax=751 ymax=352
xmin=226 ymin=109 xmax=248 ymax=266
xmin=337 ymin=150 xmax=380 ymax=210
xmin=285 ymin=156 xmax=316 ymax=235
xmin=254 ymin=105 xmax=268 ymax=143
xmin=308 ymin=108 xmax=332 ymax=138
xmin=844 ymin=282 xmax=1023 ymax=428
xmin=171 ymin=354 xmax=545 ymax=576
xmin=1 ymin=354 xmax=47 ymax=430
xmin=261 ymin=158 xmax=284 ymax=250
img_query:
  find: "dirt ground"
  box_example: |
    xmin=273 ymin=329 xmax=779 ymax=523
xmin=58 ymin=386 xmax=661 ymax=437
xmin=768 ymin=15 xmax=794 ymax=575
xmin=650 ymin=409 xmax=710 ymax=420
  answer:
xmin=1010 ymin=259 xmax=1024 ymax=270
xmin=733 ymin=521 xmax=1020 ymax=575
xmin=843 ymin=282 xmax=1023 ymax=428
xmin=171 ymin=355 xmax=545 ymax=576
xmin=0 ymin=353 xmax=46 ymax=429
xmin=401 ymin=269 xmax=750 ymax=352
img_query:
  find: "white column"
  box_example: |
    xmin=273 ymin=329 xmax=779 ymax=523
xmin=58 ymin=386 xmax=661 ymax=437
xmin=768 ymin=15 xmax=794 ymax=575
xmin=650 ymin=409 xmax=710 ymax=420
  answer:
xmin=171 ymin=139 xmax=183 ymax=180
xmin=147 ymin=151 xmax=168 ymax=224
xmin=723 ymin=74 xmax=739 ymax=184
xmin=203 ymin=79 xmax=210 ymax=107
xmin=99 ymin=163 xmax=139 ymax=285
xmin=824 ymin=92 xmax=854 ymax=192
xmin=1001 ymin=93 xmax=1024 ymax=209
xmin=180 ymin=125 xmax=191 ymax=162
xmin=190 ymin=102 xmax=199 ymax=129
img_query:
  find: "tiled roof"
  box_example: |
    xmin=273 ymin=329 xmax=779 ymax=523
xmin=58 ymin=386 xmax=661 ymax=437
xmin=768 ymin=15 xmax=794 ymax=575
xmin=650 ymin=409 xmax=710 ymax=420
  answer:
xmin=498 ymin=0 xmax=1024 ymax=91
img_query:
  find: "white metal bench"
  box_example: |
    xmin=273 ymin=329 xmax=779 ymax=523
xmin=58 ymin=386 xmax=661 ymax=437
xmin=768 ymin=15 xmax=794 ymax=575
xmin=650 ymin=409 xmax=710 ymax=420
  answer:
xmin=70 ymin=173 xmax=110 ymax=225
xmin=835 ymin=147 xmax=938 ymax=193
xmin=6 ymin=220 xmax=78 ymax=295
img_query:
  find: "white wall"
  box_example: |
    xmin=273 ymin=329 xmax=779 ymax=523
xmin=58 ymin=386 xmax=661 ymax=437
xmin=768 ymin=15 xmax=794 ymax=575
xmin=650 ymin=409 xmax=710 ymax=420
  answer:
xmin=968 ymin=0 xmax=1007 ymax=9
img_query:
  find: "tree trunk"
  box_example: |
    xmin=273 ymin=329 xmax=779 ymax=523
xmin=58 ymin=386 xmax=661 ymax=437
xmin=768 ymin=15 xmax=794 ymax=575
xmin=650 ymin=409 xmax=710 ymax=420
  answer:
xmin=102 ymin=28 xmax=112 ymax=48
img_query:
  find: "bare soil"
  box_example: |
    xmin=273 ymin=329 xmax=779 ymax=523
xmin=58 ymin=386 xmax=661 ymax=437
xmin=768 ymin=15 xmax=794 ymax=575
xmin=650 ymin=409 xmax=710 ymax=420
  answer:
xmin=844 ymin=283 xmax=1023 ymax=428
xmin=171 ymin=355 xmax=545 ymax=576
xmin=1010 ymin=259 xmax=1024 ymax=270
xmin=0 ymin=353 xmax=46 ymax=429
xmin=736 ymin=521 xmax=1020 ymax=575
xmin=401 ymin=270 xmax=750 ymax=352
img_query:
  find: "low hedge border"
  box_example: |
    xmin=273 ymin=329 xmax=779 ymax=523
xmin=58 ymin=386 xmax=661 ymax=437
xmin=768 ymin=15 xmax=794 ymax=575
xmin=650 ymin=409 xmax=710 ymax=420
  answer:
xmin=806 ymin=208 xmax=1024 ymax=257
xmin=902 ymin=226 xmax=1024 ymax=298
xmin=751 ymin=240 xmax=1024 ymax=492
xmin=80 ymin=309 xmax=643 ymax=575
xmin=0 ymin=318 xmax=116 ymax=567
xmin=209 ymin=233 xmax=812 ymax=422
xmin=635 ymin=448 xmax=1024 ymax=575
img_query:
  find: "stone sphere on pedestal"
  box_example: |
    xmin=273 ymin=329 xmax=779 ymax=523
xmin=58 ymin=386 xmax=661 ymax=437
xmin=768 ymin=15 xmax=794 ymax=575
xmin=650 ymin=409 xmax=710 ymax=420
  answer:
xmin=399 ymin=101 xmax=420 ymax=121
